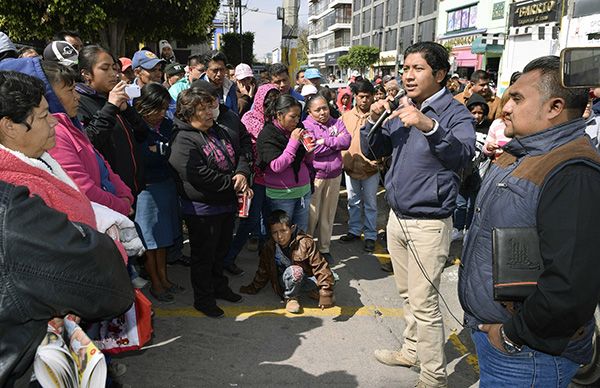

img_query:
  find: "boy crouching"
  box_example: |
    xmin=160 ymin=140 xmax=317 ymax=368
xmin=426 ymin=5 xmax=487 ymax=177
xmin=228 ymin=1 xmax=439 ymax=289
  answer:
xmin=239 ymin=210 xmax=335 ymax=313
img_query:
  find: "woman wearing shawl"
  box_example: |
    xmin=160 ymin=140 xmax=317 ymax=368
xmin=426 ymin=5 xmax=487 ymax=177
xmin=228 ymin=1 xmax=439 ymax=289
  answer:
xmin=223 ymin=83 xmax=281 ymax=268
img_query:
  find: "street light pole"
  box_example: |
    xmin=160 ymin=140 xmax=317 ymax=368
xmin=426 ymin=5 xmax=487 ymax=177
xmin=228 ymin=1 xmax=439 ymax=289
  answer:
xmin=238 ymin=0 xmax=243 ymax=63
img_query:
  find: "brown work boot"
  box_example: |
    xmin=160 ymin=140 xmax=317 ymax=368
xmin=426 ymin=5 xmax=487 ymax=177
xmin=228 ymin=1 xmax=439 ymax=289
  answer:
xmin=373 ymin=349 xmax=416 ymax=367
xmin=285 ymin=298 xmax=301 ymax=314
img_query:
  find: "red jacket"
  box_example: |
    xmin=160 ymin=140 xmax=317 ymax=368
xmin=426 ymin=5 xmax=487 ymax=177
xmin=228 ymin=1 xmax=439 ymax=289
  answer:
xmin=49 ymin=113 xmax=133 ymax=215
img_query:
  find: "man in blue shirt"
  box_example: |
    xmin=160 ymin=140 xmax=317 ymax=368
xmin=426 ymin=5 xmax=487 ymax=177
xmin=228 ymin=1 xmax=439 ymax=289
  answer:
xmin=363 ymin=42 xmax=475 ymax=388
xmin=269 ymin=63 xmax=304 ymax=102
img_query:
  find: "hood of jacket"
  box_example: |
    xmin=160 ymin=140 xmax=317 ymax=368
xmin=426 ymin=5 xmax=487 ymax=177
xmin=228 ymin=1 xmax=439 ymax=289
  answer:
xmin=0 ymin=57 xmax=68 ymax=117
xmin=336 ymin=87 xmax=352 ymax=112
xmin=466 ymin=92 xmax=489 ymax=117
xmin=241 ymin=83 xmax=278 ymax=130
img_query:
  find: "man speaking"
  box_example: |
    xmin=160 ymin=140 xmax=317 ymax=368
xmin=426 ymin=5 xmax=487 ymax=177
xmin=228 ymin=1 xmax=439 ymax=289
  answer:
xmin=361 ymin=42 xmax=475 ymax=388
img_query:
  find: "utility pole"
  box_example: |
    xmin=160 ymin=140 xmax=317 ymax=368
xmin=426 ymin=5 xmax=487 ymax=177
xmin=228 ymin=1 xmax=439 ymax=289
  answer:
xmin=281 ymin=0 xmax=300 ymax=80
xmin=237 ymin=0 xmax=244 ymax=63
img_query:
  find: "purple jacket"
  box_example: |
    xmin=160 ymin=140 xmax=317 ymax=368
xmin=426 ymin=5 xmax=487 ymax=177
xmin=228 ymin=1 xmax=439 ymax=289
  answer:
xmin=303 ymin=116 xmax=351 ymax=179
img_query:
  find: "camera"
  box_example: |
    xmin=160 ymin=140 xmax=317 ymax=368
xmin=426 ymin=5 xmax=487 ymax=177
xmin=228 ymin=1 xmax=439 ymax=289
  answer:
xmin=124 ymin=84 xmax=141 ymax=99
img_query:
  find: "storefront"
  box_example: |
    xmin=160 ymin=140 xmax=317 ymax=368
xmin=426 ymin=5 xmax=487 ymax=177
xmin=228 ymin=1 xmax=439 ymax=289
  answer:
xmin=325 ymin=51 xmax=347 ymax=80
xmin=439 ymin=31 xmax=486 ymax=79
xmin=498 ymin=0 xmax=562 ymax=93
xmin=372 ymin=50 xmax=397 ymax=78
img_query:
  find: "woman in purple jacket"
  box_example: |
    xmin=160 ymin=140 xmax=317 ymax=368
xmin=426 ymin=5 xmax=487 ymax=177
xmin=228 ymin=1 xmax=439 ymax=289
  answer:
xmin=303 ymin=96 xmax=351 ymax=262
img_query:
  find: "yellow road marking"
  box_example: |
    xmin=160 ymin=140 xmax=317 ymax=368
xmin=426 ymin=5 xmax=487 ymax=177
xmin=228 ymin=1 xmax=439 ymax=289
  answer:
xmin=448 ymin=331 xmax=479 ymax=374
xmin=155 ymin=305 xmax=404 ymax=319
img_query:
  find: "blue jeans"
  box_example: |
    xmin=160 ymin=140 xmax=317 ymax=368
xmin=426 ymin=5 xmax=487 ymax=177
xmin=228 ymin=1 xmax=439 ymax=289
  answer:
xmin=224 ymin=183 xmax=269 ymax=265
xmin=453 ymin=191 xmax=477 ymax=231
xmin=471 ymin=330 xmax=579 ymax=388
xmin=268 ymin=191 xmax=311 ymax=233
xmin=280 ymin=265 xmax=318 ymax=298
xmin=345 ymin=173 xmax=379 ymax=240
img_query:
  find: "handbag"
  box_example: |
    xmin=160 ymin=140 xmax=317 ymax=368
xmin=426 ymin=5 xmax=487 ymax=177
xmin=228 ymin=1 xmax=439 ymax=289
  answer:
xmin=492 ymin=227 xmax=544 ymax=301
xmin=94 ymin=289 xmax=153 ymax=354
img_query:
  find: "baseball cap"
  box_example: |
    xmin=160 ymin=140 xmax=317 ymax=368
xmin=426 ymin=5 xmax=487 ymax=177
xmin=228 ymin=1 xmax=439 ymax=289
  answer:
xmin=43 ymin=41 xmax=79 ymax=67
xmin=119 ymin=57 xmax=132 ymax=71
xmin=301 ymin=84 xmax=318 ymax=97
xmin=351 ymin=70 xmax=361 ymax=78
xmin=235 ymin=63 xmax=253 ymax=80
xmin=165 ymin=63 xmax=185 ymax=77
xmin=131 ymin=50 xmax=165 ymax=70
xmin=451 ymin=73 xmax=460 ymax=79
xmin=304 ymin=68 xmax=322 ymax=80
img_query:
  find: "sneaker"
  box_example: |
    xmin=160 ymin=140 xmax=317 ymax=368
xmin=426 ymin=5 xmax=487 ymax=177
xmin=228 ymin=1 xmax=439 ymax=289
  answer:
xmin=285 ymin=298 xmax=301 ymax=314
xmin=247 ymin=237 xmax=259 ymax=252
xmin=224 ymin=263 xmax=245 ymax=276
xmin=149 ymin=288 xmax=175 ymax=304
xmin=373 ymin=349 xmax=416 ymax=367
xmin=364 ymin=239 xmax=376 ymax=252
xmin=339 ymin=233 xmax=361 ymax=242
xmin=451 ymin=228 xmax=464 ymax=241
xmin=215 ymin=289 xmax=243 ymax=303
xmin=194 ymin=303 xmax=225 ymax=318
xmin=166 ymin=283 xmax=185 ymax=294
xmin=380 ymin=261 xmax=394 ymax=273
xmin=321 ymin=252 xmax=334 ymax=264
xmin=131 ymin=276 xmax=149 ymax=289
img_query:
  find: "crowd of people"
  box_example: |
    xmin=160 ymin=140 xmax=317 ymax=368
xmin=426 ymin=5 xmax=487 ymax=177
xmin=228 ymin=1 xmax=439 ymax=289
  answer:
xmin=1 ymin=28 xmax=600 ymax=388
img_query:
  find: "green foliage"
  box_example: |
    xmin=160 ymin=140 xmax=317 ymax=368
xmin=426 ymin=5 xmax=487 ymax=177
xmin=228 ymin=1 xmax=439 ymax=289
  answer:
xmin=297 ymin=28 xmax=309 ymax=67
xmin=337 ymin=54 xmax=351 ymax=70
xmin=346 ymin=45 xmax=380 ymax=73
xmin=0 ymin=0 xmax=220 ymax=55
xmin=220 ymin=32 xmax=255 ymax=66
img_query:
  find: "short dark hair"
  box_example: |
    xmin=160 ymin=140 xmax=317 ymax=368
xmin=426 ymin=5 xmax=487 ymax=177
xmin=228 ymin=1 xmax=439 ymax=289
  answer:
xmin=134 ymin=82 xmax=171 ymax=118
xmin=269 ymin=63 xmax=288 ymax=78
xmin=0 ymin=71 xmax=45 ymax=131
xmin=202 ymin=50 xmax=227 ymax=67
xmin=509 ymin=71 xmax=522 ymax=86
xmin=226 ymin=63 xmax=234 ymax=70
xmin=268 ymin=209 xmax=292 ymax=227
xmin=470 ymin=70 xmax=490 ymax=83
xmin=79 ymin=45 xmax=115 ymax=77
xmin=17 ymin=46 xmax=37 ymax=57
xmin=41 ymin=60 xmax=78 ymax=87
xmin=52 ymin=30 xmax=81 ymax=42
xmin=353 ymin=79 xmax=375 ymax=95
xmin=175 ymin=86 xmax=216 ymax=123
xmin=190 ymin=79 xmax=219 ymax=99
xmin=265 ymin=94 xmax=302 ymax=121
xmin=188 ymin=54 xmax=202 ymax=67
xmin=522 ymin=55 xmax=589 ymax=118
xmin=295 ymin=70 xmax=305 ymax=80
xmin=306 ymin=94 xmax=328 ymax=110
xmin=403 ymin=42 xmax=450 ymax=86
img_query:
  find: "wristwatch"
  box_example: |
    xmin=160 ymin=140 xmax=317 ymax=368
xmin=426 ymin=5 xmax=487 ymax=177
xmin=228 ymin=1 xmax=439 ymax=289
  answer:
xmin=500 ymin=325 xmax=523 ymax=354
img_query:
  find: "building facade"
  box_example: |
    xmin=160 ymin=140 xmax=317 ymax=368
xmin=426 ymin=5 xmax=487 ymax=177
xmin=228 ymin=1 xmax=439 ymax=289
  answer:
xmin=351 ymin=0 xmax=438 ymax=77
xmin=436 ymin=0 xmax=509 ymax=83
xmin=307 ymin=0 xmax=352 ymax=78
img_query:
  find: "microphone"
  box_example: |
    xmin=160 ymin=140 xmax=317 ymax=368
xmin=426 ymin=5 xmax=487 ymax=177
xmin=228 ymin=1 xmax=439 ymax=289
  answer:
xmin=367 ymin=89 xmax=406 ymax=138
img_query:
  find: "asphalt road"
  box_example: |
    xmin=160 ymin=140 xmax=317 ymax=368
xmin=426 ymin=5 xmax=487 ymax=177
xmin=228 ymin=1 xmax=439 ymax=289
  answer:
xmin=116 ymin=190 xmax=480 ymax=388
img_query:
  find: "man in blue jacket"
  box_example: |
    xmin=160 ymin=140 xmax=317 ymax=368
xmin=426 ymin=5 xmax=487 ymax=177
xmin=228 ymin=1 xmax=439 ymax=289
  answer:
xmin=362 ymin=42 xmax=475 ymax=388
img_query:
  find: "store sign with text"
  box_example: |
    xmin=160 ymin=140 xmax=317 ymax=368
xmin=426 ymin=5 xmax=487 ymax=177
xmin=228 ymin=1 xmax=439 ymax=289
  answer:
xmin=510 ymin=0 xmax=561 ymax=27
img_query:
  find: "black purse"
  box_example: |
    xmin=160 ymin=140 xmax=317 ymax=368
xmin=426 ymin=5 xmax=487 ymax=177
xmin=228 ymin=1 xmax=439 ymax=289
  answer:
xmin=492 ymin=227 xmax=544 ymax=301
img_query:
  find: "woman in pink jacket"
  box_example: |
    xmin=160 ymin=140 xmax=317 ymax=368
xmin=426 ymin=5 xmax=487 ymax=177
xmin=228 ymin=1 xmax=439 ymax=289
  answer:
xmin=303 ymin=95 xmax=351 ymax=263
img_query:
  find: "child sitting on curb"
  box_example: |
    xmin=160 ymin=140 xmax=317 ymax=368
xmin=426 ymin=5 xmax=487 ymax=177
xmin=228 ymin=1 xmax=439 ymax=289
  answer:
xmin=239 ymin=210 xmax=335 ymax=314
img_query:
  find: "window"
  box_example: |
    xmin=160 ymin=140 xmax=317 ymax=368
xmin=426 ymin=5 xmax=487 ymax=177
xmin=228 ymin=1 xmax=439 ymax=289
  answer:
xmin=362 ymin=9 xmax=371 ymax=33
xmin=401 ymin=0 xmax=416 ymax=21
xmin=418 ymin=19 xmax=436 ymax=42
xmin=385 ymin=28 xmax=398 ymax=51
xmin=386 ymin=0 xmax=399 ymax=26
xmin=374 ymin=4 xmax=384 ymax=29
xmin=419 ymin=0 xmax=437 ymax=16
xmin=373 ymin=31 xmax=383 ymax=49
xmin=352 ymin=14 xmax=360 ymax=36
xmin=364 ymin=0 xmax=371 ymax=6
xmin=447 ymin=5 xmax=477 ymax=32
xmin=362 ymin=36 xmax=371 ymax=46
xmin=399 ymin=24 xmax=414 ymax=52
xmin=574 ymin=0 xmax=600 ymax=17
xmin=353 ymin=0 xmax=361 ymax=12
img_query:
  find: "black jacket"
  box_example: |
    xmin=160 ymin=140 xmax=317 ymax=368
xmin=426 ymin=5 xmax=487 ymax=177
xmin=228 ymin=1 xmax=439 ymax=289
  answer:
xmin=76 ymin=83 xmax=148 ymax=196
xmin=168 ymin=118 xmax=251 ymax=205
xmin=0 ymin=181 xmax=134 ymax=387
xmin=216 ymin=104 xmax=254 ymax=180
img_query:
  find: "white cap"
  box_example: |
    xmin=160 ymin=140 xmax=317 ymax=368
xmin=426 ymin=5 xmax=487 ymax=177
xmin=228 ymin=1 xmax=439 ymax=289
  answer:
xmin=235 ymin=63 xmax=253 ymax=80
xmin=301 ymin=84 xmax=318 ymax=96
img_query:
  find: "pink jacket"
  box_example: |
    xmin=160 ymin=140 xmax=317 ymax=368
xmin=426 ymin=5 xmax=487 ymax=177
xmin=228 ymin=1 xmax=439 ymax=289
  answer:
xmin=0 ymin=148 xmax=96 ymax=228
xmin=49 ymin=113 xmax=133 ymax=215
xmin=483 ymin=118 xmax=512 ymax=157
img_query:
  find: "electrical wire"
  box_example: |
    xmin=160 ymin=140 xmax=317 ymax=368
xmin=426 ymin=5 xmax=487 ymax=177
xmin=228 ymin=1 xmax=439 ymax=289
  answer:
xmin=365 ymin=107 xmax=466 ymax=329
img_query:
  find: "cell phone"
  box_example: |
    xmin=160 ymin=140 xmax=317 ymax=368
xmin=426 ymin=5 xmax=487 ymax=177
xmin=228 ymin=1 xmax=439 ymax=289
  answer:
xmin=124 ymin=84 xmax=141 ymax=98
